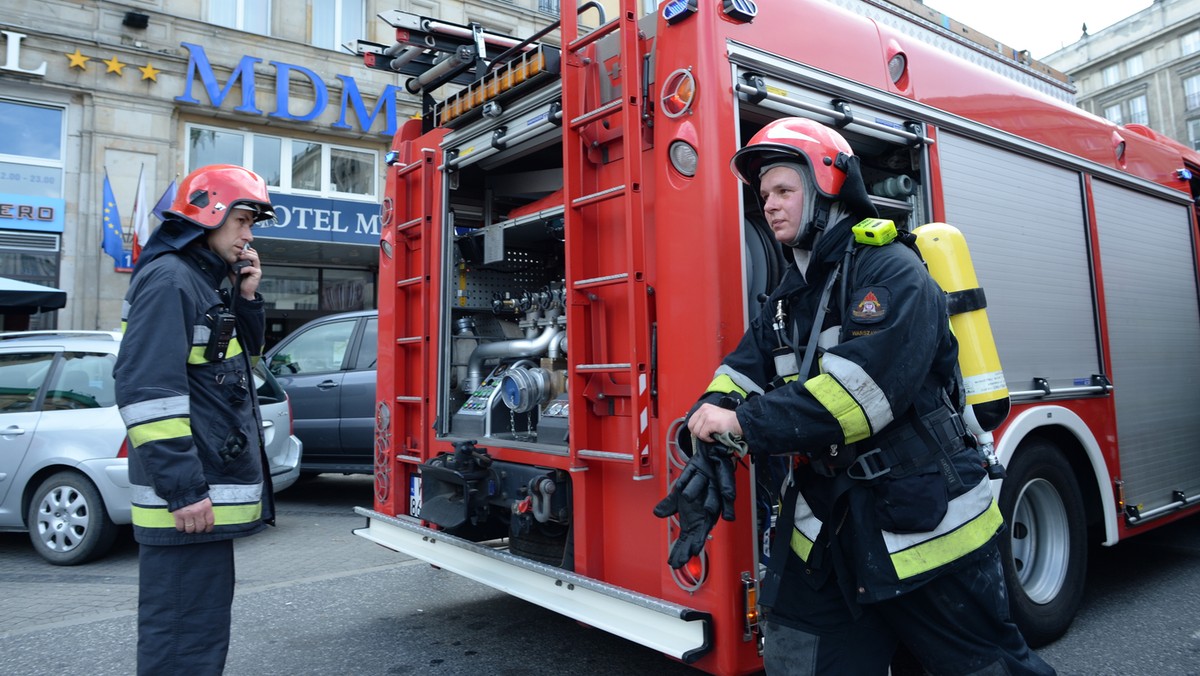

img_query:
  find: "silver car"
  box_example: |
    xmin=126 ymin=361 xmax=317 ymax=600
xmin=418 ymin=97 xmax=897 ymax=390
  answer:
xmin=0 ymin=331 xmax=301 ymax=565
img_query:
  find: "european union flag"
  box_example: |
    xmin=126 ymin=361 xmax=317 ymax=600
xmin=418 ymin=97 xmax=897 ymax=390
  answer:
xmin=101 ymin=173 xmax=127 ymax=268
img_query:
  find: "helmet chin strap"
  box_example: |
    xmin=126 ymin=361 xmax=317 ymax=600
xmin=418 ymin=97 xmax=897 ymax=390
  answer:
xmin=790 ymin=198 xmax=832 ymax=250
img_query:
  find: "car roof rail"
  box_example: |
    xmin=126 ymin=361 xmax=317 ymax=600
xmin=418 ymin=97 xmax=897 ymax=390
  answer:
xmin=0 ymin=330 xmax=122 ymax=342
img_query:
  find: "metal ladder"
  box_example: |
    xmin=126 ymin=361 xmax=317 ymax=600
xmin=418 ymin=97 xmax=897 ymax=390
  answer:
xmin=560 ymin=1 xmax=655 ymax=479
xmin=376 ymin=144 xmax=436 ymax=510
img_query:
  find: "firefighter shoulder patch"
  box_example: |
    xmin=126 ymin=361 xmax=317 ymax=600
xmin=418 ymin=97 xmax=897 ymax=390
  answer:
xmin=849 ymin=287 xmax=889 ymax=324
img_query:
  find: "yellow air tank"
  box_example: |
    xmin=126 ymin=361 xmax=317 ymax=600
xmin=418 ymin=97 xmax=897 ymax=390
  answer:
xmin=913 ymin=222 xmax=1010 ymax=433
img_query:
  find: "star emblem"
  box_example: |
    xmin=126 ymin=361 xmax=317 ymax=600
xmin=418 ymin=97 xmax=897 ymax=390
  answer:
xmin=65 ymin=48 xmax=90 ymax=70
xmin=138 ymin=62 xmax=161 ymax=81
xmin=102 ymin=55 xmax=126 ymax=75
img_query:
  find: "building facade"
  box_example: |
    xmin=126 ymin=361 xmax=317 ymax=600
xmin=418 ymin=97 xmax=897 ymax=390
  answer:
xmin=1041 ymin=0 xmax=1200 ymax=151
xmin=0 ymin=0 xmax=580 ymax=341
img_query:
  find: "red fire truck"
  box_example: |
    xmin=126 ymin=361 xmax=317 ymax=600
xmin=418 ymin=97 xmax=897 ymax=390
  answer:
xmin=353 ymin=1 xmax=1200 ymax=673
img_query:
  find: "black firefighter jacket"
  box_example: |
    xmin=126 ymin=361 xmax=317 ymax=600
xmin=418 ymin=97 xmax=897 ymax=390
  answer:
xmin=115 ymin=243 xmax=273 ymax=546
xmin=704 ymin=215 xmax=1003 ymax=603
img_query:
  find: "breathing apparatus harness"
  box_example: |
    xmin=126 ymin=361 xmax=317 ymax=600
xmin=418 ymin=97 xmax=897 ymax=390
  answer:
xmin=774 ymin=216 xmax=970 ymax=489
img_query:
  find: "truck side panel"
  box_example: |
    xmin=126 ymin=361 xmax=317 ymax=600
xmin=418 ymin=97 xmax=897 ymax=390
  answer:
xmin=1094 ymin=181 xmax=1200 ymax=514
xmin=936 ymin=132 xmax=1101 ymax=392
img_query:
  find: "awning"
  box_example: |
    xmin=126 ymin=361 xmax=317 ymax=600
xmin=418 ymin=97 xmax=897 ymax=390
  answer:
xmin=0 ymin=277 xmax=67 ymax=313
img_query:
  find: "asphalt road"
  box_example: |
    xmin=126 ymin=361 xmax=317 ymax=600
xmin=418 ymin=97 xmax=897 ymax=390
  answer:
xmin=1 ymin=473 xmax=1198 ymax=675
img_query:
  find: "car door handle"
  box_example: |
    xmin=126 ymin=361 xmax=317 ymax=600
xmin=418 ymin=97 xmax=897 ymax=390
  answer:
xmin=317 ymin=380 xmax=340 ymax=390
xmin=1 ymin=425 xmax=26 ymax=436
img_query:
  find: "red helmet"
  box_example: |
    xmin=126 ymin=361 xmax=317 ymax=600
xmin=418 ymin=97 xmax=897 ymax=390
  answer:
xmin=730 ymin=117 xmax=854 ymax=197
xmin=165 ymin=164 xmax=274 ymax=229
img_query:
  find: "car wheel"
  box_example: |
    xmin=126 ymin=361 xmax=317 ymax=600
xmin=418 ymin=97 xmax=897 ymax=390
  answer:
xmin=997 ymin=439 xmax=1088 ymax=647
xmin=26 ymin=471 xmax=120 ymax=566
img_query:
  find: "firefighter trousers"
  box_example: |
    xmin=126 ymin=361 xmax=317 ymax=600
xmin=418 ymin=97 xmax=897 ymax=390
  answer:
xmin=137 ymin=539 xmax=236 ymax=676
xmin=761 ymin=543 xmax=1055 ymax=676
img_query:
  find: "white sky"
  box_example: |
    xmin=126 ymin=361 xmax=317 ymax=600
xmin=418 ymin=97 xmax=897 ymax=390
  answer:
xmin=920 ymin=1 xmax=1154 ymax=58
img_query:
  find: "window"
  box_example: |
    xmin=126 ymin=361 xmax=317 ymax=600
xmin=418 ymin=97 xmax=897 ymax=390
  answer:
xmin=1189 ymin=118 xmax=1200 ymax=151
xmin=1101 ymin=64 xmax=1120 ymax=87
xmin=1182 ymin=30 xmax=1200 ymax=57
xmin=186 ymin=124 xmax=378 ymax=199
xmin=0 ymin=351 xmax=54 ymax=412
xmin=291 ymin=141 xmax=322 ymax=191
xmin=209 ymin=0 xmax=270 ymax=35
xmin=1186 ymin=74 xmax=1200 ymax=111
xmin=1124 ymin=54 xmax=1143 ymax=78
xmin=267 ymin=319 xmax=356 ymax=375
xmin=1103 ymin=103 xmax=1123 ymax=125
xmin=253 ymin=135 xmax=282 ymax=187
xmin=329 ymin=147 xmax=373 ymax=195
xmin=260 ymin=266 xmax=375 ymax=315
xmin=1102 ymin=96 xmax=1149 ymax=127
xmin=320 ymin=268 xmax=374 ymax=311
xmin=45 ymin=352 xmax=117 ymax=410
xmin=1127 ymin=95 xmax=1148 ymax=126
xmin=538 ymin=0 xmax=560 ymax=13
xmin=353 ymin=316 xmax=377 ymax=369
xmin=188 ymin=127 xmax=245 ymax=169
xmin=311 ymin=0 xmax=364 ymax=53
xmin=0 ymin=99 xmax=65 ymax=199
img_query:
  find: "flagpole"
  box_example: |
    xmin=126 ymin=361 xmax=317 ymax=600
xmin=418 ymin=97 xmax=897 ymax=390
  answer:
xmin=96 ymin=167 xmax=104 ymax=330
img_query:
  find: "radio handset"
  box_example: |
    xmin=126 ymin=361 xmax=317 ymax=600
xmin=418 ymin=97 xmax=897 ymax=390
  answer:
xmin=233 ymin=243 xmax=252 ymax=276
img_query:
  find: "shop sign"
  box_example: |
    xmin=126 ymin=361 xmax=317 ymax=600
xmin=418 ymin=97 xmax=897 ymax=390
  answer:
xmin=0 ymin=193 xmax=64 ymax=232
xmin=254 ymin=193 xmax=380 ymax=246
xmin=1 ymin=30 xmax=46 ymax=76
xmin=174 ymin=42 xmax=400 ymax=137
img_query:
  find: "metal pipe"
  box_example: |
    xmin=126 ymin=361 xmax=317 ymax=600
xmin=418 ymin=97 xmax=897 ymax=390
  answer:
xmin=388 ymin=46 xmax=421 ymax=71
xmin=407 ymin=45 xmax=474 ymax=94
xmin=423 ymin=19 xmax=532 ymax=51
xmin=464 ymin=326 xmax=561 ymax=393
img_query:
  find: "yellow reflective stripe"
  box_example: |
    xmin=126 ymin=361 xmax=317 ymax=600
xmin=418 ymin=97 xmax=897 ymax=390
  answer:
xmin=705 ymin=373 xmax=749 ymax=398
xmin=820 ymin=353 xmax=893 ymax=433
xmin=889 ymin=500 xmax=1003 ymax=579
xmin=787 ymin=485 xmax=822 ymax=562
xmin=120 ymin=320 xmax=127 ymax=332
xmin=789 ymin=527 xmax=815 ymax=561
xmin=187 ymin=338 xmax=244 ymax=363
xmin=805 ymin=373 xmax=871 ymax=443
xmin=128 ymin=417 xmax=191 ymax=447
xmin=131 ymin=502 xmax=263 ymax=529
xmin=713 ymin=365 xmax=764 ymax=396
xmin=783 ymin=374 xmax=799 ymax=383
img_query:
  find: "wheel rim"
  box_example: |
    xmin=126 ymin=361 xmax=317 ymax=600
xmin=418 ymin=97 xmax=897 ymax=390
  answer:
xmin=1010 ymin=477 xmax=1069 ymax=604
xmin=34 ymin=485 xmax=90 ymax=553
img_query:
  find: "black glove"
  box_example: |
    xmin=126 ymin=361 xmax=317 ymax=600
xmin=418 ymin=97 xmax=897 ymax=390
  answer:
xmin=654 ymin=436 xmax=738 ymax=569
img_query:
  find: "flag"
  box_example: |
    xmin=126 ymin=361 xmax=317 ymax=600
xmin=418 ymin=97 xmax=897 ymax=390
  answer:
xmin=130 ymin=167 xmax=150 ymax=265
xmin=101 ymin=172 xmax=126 ymax=268
xmin=151 ymin=178 xmax=177 ymax=222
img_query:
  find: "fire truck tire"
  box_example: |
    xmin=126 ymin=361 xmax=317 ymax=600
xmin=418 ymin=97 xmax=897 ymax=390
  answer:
xmin=997 ymin=439 xmax=1087 ymax=647
xmin=509 ymin=526 xmax=568 ymax=568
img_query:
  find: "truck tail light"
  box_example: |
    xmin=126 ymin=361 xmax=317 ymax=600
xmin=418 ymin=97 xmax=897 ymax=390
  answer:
xmin=661 ymin=68 xmax=696 ymax=118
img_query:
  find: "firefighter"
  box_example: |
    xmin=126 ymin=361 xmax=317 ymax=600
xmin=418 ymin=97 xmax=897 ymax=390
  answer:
xmin=114 ymin=164 xmax=276 ymax=675
xmin=654 ymin=118 xmax=1054 ymax=675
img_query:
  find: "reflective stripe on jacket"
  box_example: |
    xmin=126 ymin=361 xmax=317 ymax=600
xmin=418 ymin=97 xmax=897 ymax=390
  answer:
xmin=788 ymin=475 xmax=1001 ymax=585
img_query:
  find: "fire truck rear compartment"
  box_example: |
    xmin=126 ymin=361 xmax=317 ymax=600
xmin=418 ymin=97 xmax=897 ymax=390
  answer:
xmin=420 ymin=440 xmax=574 ymax=568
